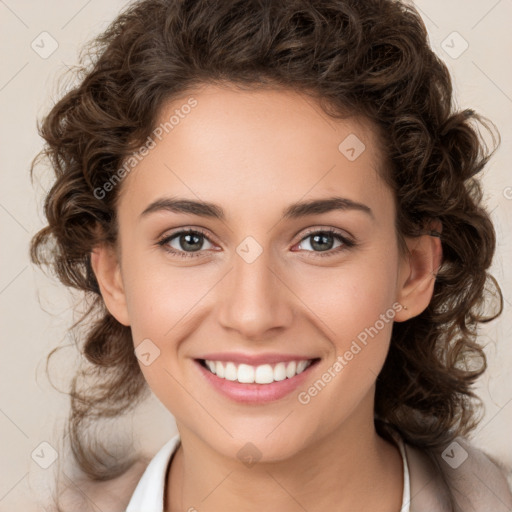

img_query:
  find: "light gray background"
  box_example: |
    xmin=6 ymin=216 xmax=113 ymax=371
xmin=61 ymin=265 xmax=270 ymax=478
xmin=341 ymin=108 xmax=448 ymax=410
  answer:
xmin=1 ymin=0 xmax=511 ymax=509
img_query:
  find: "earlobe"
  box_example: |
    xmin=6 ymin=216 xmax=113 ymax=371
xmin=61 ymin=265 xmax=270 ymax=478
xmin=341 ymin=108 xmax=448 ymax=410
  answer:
xmin=90 ymin=244 xmax=131 ymax=326
xmin=394 ymin=220 xmax=443 ymax=322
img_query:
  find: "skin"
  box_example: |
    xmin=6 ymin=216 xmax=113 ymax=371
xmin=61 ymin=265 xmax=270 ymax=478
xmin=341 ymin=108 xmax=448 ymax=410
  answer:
xmin=91 ymin=83 xmax=442 ymax=512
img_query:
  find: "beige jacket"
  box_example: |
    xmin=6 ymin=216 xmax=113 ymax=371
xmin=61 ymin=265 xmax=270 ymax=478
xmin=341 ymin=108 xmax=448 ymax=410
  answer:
xmin=404 ymin=436 xmax=512 ymax=511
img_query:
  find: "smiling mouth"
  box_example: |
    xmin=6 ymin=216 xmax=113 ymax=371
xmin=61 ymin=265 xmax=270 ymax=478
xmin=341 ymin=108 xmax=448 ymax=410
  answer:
xmin=197 ymin=358 xmax=321 ymax=384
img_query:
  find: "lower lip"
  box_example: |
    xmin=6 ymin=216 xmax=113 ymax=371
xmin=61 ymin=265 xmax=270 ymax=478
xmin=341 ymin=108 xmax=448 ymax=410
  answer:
xmin=194 ymin=359 xmax=319 ymax=404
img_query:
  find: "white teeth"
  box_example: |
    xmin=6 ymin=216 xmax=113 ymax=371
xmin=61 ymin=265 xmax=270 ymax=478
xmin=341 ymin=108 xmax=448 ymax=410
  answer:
xmin=285 ymin=361 xmax=296 ymax=378
xmin=206 ymin=360 xmax=216 ymax=374
xmin=224 ymin=362 xmax=237 ymax=381
xmin=238 ymin=364 xmax=255 ymax=383
xmin=296 ymin=360 xmax=308 ymax=373
xmin=273 ymin=362 xmax=287 ymax=381
xmin=255 ymin=364 xmax=274 ymax=384
xmin=203 ymin=359 xmax=314 ymax=384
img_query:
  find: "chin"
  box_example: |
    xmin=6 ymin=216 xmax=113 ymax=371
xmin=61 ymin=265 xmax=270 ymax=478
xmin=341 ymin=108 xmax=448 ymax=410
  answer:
xmin=200 ymin=423 xmax=316 ymax=465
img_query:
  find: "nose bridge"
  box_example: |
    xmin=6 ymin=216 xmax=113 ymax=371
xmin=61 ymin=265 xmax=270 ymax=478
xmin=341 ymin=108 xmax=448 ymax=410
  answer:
xmin=217 ymin=239 xmax=292 ymax=338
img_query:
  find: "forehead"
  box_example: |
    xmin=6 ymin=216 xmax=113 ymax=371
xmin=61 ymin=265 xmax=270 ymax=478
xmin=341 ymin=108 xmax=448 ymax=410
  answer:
xmin=117 ymin=84 xmax=392 ymax=221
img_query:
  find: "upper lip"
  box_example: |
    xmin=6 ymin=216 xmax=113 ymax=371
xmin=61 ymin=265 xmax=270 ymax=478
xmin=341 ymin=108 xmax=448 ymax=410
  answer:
xmin=196 ymin=353 xmax=319 ymax=366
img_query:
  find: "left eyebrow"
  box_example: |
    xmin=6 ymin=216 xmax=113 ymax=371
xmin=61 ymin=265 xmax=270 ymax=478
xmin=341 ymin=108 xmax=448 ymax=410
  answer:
xmin=139 ymin=196 xmax=374 ymax=221
xmin=282 ymin=196 xmax=374 ymax=220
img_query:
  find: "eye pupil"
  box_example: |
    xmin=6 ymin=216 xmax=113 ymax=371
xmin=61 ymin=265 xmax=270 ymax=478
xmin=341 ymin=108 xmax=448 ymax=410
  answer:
xmin=181 ymin=233 xmax=202 ymax=251
xmin=311 ymin=233 xmax=334 ymax=251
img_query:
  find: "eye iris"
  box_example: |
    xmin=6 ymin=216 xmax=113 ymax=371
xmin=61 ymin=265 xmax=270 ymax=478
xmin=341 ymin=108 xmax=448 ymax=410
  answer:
xmin=311 ymin=233 xmax=334 ymax=251
xmin=180 ymin=232 xmax=203 ymax=251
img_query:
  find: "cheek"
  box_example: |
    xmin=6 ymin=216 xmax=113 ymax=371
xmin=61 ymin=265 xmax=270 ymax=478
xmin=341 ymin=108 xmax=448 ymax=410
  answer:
xmin=122 ymin=252 xmax=219 ymax=344
xmin=293 ymin=265 xmax=398 ymax=429
xmin=291 ymin=250 xmax=399 ymax=386
xmin=294 ymin=253 xmax=398 ymax=339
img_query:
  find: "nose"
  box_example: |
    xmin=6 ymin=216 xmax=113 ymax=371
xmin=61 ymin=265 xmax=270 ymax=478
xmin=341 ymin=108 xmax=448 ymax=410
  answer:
xmin=216 ymin=246 xmax=294 ymax=340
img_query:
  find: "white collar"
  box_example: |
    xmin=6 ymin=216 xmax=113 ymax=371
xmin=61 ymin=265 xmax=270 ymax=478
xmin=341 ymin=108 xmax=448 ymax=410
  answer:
xmin=125 ymin=434 xmax=181 ymax=512
xmin=395 ymin=433 xmax=411 ymax=512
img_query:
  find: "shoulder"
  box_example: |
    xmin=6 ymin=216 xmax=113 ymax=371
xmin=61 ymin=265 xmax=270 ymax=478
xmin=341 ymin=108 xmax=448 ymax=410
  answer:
xmin=405 ymin=436 xmax=512 ymax=512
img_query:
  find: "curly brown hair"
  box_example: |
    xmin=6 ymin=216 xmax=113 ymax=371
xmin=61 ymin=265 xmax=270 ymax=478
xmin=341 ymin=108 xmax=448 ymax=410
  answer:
xmin=30 ymin=0 xmax=502 ymax=505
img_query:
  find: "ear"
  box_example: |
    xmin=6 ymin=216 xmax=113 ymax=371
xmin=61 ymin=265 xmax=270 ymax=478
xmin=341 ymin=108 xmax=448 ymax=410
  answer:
xmin=394 ymin=220 xmax=443 ymax=322
xmin=90 ymin=244 xmax=130 ymax=326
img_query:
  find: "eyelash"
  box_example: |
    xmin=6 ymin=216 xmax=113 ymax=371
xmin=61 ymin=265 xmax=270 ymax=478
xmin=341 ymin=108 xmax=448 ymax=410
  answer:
xmin=157 ymin=227 xmax=356 ymax=259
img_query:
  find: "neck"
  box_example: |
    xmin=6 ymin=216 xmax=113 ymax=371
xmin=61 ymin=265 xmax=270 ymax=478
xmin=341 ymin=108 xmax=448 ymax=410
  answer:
xmin=166 ymin=398 xmax=403 ymax=512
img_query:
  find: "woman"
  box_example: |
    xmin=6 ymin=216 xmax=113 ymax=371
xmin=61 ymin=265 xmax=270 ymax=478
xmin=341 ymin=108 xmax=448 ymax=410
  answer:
xmin=30 ymin=0 xmax=512 ymax=510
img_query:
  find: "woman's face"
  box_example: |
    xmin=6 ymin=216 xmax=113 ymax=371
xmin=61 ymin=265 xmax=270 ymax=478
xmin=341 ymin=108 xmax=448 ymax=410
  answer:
xmin=97 ymin=84 xmax=421 ymax=461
